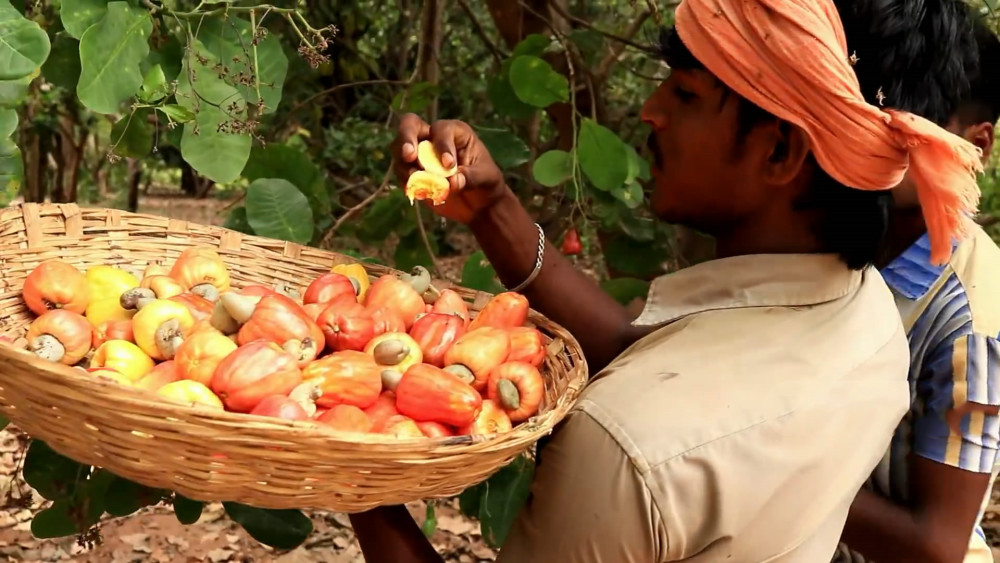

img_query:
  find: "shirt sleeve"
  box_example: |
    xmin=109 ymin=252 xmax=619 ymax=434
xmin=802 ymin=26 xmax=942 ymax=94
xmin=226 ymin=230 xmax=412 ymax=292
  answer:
xmin=913 ymin=331 xmax=1000 ymax=473
xmin=495 ymin=410 xmax=666 ymax=563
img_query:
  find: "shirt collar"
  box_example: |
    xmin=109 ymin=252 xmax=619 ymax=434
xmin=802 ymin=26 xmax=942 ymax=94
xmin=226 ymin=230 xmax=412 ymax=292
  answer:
xmin=879 ymin=233 xmax=950 ymax=300
xmin=633 ymin=253 xmax=864 ymax=327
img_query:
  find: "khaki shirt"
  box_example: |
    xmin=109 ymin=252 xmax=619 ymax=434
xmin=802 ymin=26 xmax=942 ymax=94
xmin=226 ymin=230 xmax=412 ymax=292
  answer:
xmin=496 ymin=254 xmax=910 ymax=562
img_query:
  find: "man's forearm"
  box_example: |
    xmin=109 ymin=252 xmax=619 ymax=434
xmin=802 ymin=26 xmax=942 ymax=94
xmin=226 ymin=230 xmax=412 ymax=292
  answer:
xmin=350 ymin=506 xmax=443 ymax=563
xmin=468 ymin=189 xmax=648 ymax=373
xmin=841 ymin=488 xmax=950 ymax=563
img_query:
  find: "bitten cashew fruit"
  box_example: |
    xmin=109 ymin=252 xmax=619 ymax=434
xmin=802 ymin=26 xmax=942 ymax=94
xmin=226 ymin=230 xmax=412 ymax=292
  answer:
xmin=22 ymin=260 xmax=90 ymax=316
xmin=405 ymin=171 xmax=451 ymax=206
xmin=132 ymin=299 xmax=195 ymax=361
xmin=26 ymin=310 xmax=93 ymax=365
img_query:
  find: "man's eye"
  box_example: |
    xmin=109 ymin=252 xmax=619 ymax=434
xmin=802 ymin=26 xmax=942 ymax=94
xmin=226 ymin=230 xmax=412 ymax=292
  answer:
xmin=674 ymin=87 xmax=695 ymax=101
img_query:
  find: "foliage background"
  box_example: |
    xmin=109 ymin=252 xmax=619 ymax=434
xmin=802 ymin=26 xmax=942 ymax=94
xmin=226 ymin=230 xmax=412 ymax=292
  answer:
xmin=2 ymin=0 xmax=1000 ymax=555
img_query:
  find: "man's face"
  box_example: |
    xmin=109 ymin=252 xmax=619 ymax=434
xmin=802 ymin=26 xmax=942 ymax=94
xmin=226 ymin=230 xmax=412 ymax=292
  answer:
xmin=640 ymin=69 xmax=774 ymax=234
xmin=892 ymin=116 xmax=994 ymax=208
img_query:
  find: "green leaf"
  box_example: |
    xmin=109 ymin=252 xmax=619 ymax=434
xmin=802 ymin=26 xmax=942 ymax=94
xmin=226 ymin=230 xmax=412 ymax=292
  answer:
xmin=358 ymin=189 xmax=409 ymax=244
xmin=600 ymin=277 xmax=651 ymax=306
xmin=110 ymin=108 xmax=153 ymax=159
xmin=532 ymin=150 xmax=574 ymax=187
xmin=457 ymin=483 xmax=485 ymax=518
xmin=0 ymin=72 xmax=32 ymax=104
xmin=173 ymin=494 xmax=204 ymax=525
xmin=0 ymin=137 xmax=22 ymax=196
xmin=0 ymin=107 xmax=16 ymax=138
xmin=508 ymin=55 xmax=569 ymax=108
xmin=569 ymin=29 xmax=605 ymax=66
xmin=577 ymin=118 xmax=630 ymax=191
xmin=241 ymin=143 xmax=329 ymax=217
xmin=222 ymin=205 xmax=253 ymax=234
xmin=392 ymin=81 xmax=440 ymax=113
xmin=30 ymin=501 xmax=78 ymax=539
xmin=613 ymin=181 xmax=645 ymax=209
xmin=476 ymin=127 xmax=530 ymax=171
xmin=478 ymin=455 xmax=534 ymax=548
xmin=142 ymin=32 xmax=183 ymax=83
xmin=603 ymin=232 xmax=669 ymax=278
xmin=245 ymin=178 xmax=314 ymax=244
xmin=223 ymin=503 xmax=312 ymax=550
xmin=156 ymin=104 xmax=195 ymax=124
xmin=196 ymin=17 xmax=289 ymax=114
xmin=176 ymin=40 xmax=252 ymax=183
xmin=461 ymin=250 xmax=503 ymax=294
xmin=22 ymin=440 xmax=85 ymax=501
xmin=511 ymin=34 xmax=552 ymax=58
xmin=103 ymin=475 xmax=164 ymax=517
xmin=59 ymin=0 xmax=108 ymax=40
xmin=487 ymin=75 xmax=535 ymax=119
xmin=40 ymin=33 xmax=81 ymax=91
xmin=0 ymin=413 xmax=8 ymax=431
xmin=0 ymin=0 xmax=51 ymax=80
xmin=139 ymin=64 xmax=167 ymax=102
xmin=76 ymin=2 xmax=151 ymax=114
xmin=394 ymin=229 xmax=436 ymax=273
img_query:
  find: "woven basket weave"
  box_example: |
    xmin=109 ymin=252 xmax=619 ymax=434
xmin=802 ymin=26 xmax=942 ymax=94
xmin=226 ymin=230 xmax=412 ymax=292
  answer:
xmin=0 ymin=203 xmax=588 ymax=512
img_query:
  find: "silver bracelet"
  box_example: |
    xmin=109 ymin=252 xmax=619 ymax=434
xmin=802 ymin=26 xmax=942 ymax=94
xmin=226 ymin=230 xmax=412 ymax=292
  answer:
xmin=507 ymin=223 xmax=546 ymax=293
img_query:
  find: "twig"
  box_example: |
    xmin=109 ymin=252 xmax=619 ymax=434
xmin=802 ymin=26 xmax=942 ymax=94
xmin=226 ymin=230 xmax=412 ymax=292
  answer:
xmin=547 ymin=1 xmax=656 ymax=54
xmin=322 ymin=169 xmax=393 ymax=246
xmin=280 ymin=79 xmax=409 ymax=125
xmin=455 ymin=0 xmax=507 ymax=64
xmin=594 ymin=11 xmax=651 ymax=83
xmin=414 ymin=204 xmax=451 ymax=282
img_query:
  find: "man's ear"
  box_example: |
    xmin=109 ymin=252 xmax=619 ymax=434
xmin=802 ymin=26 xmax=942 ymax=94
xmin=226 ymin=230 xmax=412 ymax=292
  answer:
xmin=964 ymin=121 xmax=995 ymax=165
xmin=763 ymin=121 xmax=810 ymax=185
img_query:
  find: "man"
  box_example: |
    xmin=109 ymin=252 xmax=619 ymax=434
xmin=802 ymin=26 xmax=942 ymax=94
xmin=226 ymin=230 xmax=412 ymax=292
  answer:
xmin=836 ymin=14 xmax=1000 ymax=563
xmin=349 ymin=0 xmax=984 ymax=560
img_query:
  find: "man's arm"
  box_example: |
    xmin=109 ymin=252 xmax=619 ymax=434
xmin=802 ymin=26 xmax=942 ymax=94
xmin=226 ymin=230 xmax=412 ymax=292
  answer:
xmin=840 ymin=332 xmax=1000 ymax=562
xmin=469 ymin=189 xmax=651 ymax=373
xmin=349 ymin=506 xmax=443 ymax=563
xmin=842 ymin=458 xmax=994 ymax=562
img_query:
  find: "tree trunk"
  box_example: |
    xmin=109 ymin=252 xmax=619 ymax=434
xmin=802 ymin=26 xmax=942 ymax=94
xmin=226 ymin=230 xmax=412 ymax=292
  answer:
xmin=126 ymin=158 xmax=142 ymax=212
xmin=418 ymin=0 xmax=447 ymax=122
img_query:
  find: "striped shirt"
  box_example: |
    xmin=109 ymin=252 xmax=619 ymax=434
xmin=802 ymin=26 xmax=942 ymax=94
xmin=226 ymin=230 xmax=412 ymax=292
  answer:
xmin=835 ymin=225 xmax=1000 ymax=562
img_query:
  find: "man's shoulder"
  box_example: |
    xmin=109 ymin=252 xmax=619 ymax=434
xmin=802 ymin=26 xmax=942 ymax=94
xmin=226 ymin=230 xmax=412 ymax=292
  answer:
xmin=943 ymin=226 xmax=1000 ymax=337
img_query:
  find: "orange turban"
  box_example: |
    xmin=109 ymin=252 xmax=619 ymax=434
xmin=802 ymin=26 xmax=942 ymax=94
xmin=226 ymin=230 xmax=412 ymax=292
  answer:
xmin=675 ymin=0 xmax=984 ymax=265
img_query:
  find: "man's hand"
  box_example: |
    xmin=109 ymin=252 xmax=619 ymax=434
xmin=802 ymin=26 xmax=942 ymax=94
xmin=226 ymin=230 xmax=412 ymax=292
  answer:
xmin=391 ymin=114 xmax=507 ymax=224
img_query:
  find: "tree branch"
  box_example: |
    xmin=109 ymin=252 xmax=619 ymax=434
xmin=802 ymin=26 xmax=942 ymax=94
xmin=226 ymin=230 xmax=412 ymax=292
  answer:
xmin=547 ymin=1 xmax=656 ymax=55
xmin=594 ymin=10 xmax=651 ymax=83
xmin=456 ymin=0 xmax=507 ymax=65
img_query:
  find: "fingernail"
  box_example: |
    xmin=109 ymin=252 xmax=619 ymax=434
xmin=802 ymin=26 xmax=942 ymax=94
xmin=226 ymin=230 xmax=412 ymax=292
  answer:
xmin=403 ymin=142 xmax=414 ymax=156
xmin=456 ymin=173 xmax=466 ymax=190
xmin=442 ymin=153 xmax=454 ymax=168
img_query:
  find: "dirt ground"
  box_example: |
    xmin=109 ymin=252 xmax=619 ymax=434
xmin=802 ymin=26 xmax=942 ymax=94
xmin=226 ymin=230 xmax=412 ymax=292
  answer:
xmin=4 ymin=194 xmax=1000 ymax=561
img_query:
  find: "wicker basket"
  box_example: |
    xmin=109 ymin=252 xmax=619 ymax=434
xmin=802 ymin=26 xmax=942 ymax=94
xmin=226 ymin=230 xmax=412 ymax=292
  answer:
xmin=0 ymin=203 xmax=587 ymax=512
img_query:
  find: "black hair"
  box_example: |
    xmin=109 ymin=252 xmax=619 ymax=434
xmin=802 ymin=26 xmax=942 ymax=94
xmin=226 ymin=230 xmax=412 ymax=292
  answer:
xmin=656 ymin=0 xmax=980 ymax=270
xmin=955 ymin=17 xmax=1000 ymax=128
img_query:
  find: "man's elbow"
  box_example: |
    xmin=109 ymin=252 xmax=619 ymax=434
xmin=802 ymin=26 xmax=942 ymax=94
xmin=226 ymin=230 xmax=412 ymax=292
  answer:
xmin=913 ymin=525 xmax=975 ymax=563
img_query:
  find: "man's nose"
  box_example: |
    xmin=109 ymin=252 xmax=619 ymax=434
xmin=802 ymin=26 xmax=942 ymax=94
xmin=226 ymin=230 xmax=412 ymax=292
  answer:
xmin=641 ymin=93 xmax=667 ymax=129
